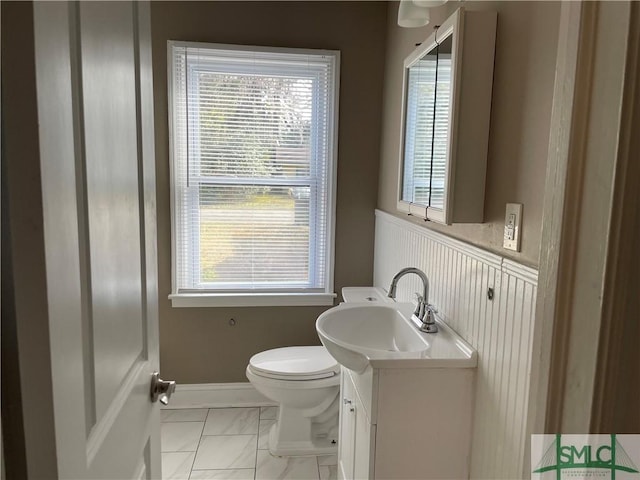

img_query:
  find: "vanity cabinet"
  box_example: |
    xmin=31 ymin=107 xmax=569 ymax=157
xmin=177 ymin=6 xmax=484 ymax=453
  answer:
xmin=338 ymin=365 xmax=475 ymax=480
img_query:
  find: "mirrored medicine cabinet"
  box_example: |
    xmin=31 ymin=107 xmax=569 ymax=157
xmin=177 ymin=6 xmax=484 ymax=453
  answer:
xmin=398 ymin=8 xmax=497 ymax=224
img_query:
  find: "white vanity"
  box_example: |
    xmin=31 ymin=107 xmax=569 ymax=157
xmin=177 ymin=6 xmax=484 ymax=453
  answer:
xmin=317 ymin=298 xmax=477 ymax=479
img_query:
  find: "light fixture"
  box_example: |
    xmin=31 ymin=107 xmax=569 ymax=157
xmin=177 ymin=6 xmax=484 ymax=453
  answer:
xmin=397 ymin=0 xmax=431 ymax=28
xmin=397 ymin=0 xmax=449 ymax=28
xmin=413 ymin=0 xmax=448 ymax=7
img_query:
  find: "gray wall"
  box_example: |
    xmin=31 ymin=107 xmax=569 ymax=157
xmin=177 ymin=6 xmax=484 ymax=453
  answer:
xmin=377 ymin=1 xmax=560 ymax=266
xmin=151 ymin=2 xmax=388 ymax=383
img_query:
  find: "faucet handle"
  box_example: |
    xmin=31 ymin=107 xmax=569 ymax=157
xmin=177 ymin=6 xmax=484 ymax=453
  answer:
xmin=420 ymin=304 xmax=439 ymax=333
xmin=413 ymin=293 xmax=424 ymax=317
xmin=423 ymin=304 xmax=438 ymax=325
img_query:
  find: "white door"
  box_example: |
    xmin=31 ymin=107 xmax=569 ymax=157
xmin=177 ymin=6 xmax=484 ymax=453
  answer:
xmin=33 ymin=1 xmax=166 ymax=478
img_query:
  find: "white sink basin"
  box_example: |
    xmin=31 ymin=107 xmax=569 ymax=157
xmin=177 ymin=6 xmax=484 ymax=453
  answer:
xmin=316 ymin=302 xmax=477 ymax=373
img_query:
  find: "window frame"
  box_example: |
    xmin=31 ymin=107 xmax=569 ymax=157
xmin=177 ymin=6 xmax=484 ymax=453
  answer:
xmin=167 ymin=41 xmax=340 ymax=307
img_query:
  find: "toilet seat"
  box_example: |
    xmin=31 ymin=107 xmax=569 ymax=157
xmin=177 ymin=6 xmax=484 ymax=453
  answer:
xmin=249 ymin=346 xmax=339 ymax=381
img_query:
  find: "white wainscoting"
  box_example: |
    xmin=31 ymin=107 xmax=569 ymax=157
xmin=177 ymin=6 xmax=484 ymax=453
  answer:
xmin=373 ymin=210 xmax=538 ymax=480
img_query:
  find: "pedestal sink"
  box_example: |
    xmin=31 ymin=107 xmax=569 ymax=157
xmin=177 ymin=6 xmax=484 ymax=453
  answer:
xmin=316 ymin=301 xmax=476 ymax=373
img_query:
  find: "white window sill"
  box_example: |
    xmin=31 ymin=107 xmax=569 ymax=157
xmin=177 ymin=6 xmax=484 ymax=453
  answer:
xmin=169 ymin=292 xmax=337 ymax=308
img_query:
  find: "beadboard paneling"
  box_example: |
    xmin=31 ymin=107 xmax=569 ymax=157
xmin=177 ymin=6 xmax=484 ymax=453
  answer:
xmin=373 ymin=210 xmax=538 ymax=479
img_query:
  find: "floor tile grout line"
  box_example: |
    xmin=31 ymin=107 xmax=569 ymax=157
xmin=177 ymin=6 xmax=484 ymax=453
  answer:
xmin=160 ymin=418 xmax=205 ymax=458
xmin=202 ymin=408 xmax=261 ymax=437
xmin=183 ymin=408 xmax=260 ymax=476
xmin=190 ymin=468 xmax=255 ymax=471
xmin=161 ymin=420 xmax=207 ymax=423
xmin=189 ymin=434 xmax=259 ymax=473
xmin=186 ymin=412 xmax=207 ymax=478
xmin=254 ymin=414 xmax=260 ymax=480
xmin=161 ymin=408 xmax=209 ymax=424
xmin=191 ymin=468 xmax=257 ymax=474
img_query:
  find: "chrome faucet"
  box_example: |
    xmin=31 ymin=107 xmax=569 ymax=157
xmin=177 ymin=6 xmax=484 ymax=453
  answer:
xmin=387 ymin=267 xmax=438 ymax=333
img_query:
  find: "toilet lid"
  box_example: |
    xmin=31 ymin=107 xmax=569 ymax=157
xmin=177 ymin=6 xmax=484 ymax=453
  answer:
xmin=249 ymin=346 xmax=339 ymax=381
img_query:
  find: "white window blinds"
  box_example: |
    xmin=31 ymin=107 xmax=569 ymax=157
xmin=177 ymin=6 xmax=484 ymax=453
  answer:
xmin=401 ymin=51 xmax=451 ymax=210
xmin=169 ymin=42 xmax=339 ymax=295
xmin=402 ymin=57 xmax=437 ymax=206
xmin=431 ymin=54 xmax=451 ymax=210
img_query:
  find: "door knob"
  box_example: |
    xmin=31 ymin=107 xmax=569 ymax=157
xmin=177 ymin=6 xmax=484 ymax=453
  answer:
xmin=150 ymin=372 xmax=176 ymax=405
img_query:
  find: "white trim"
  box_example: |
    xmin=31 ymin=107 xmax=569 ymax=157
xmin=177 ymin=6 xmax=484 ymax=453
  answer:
xmin=502 ymin=258 xmax=539 ymax=284
xmin=439 ymin=9 xmax=463 ymax=226
xmin=169 ymin=292 xmax=336 ymax=308
xmin=167 ymin=41 xmax=340 ymax=298
xmin=376 ymin=209 xmax=536 ymax=280
xmin=167 ymin=40 xmax=339 ymax=60
xmin=396 ymin=9 xmax=463 ymax=225
xmin=535 ymin=1 xmax=637 ymax=437
xmin=163 ymin=383 xmax=276 ymax=409
xmin=167 ymin=41 xmax=179 ymax=306
xmin=375 ymin=210 xmax=502 ymax=269
xmin=327 ymin=51 xmax=341 ymax=312
xmin=591 ymin=1 xmax=640 ymax=432
xmin=527 ymin=2 xmax=587 ymax=447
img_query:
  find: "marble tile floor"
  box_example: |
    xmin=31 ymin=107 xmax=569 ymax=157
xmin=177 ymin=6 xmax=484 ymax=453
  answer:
xmin=161 ymin=407 xmax=338 ymax=480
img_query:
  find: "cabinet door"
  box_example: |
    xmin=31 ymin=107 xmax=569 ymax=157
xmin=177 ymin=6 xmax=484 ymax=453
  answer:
xmin=339 ymin=371 xmax=356 ymax=480
xmin=353 ymin=390 xmax=374 ymax=480
xmin=340 ymin=370 xmax=375 ymax=480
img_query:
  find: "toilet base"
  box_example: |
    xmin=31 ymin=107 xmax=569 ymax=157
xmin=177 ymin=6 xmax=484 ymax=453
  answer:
xmin=267 ymin=402 xmax=339 ymax=457
xmin=268 ymin=423 xmax=338 ymax=457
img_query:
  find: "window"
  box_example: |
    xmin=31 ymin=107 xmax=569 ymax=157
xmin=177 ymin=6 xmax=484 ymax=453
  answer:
xmin=168 ymin=42 xmax=339 ymax=307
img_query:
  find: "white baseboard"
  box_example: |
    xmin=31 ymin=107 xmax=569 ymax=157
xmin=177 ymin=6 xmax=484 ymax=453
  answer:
xmin=164 ymin=383 xmax=277 ymax=409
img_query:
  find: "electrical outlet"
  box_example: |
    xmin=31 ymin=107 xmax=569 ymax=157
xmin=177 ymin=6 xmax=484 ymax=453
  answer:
xmin=503 ymin=203 xmax=522 ymax=251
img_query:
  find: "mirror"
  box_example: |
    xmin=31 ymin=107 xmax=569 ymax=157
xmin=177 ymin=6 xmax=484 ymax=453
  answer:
xmin=397 ymin=8 xmax=496 ymax=225
xmin=400 ymin=33 xmax=453 ymax=213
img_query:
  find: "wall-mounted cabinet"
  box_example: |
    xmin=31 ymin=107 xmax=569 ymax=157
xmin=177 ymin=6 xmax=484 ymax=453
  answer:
xmin=398 ymin=8 xmax=497 ymax=224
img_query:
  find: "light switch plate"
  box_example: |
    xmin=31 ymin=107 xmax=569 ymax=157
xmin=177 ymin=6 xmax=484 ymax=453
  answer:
xmin=503 ymin=203 xmax=522 ymax=251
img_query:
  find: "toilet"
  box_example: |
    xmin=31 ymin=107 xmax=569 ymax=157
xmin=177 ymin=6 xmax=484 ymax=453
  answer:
xmin=246 ymin=346 xmax=340 ymax=456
